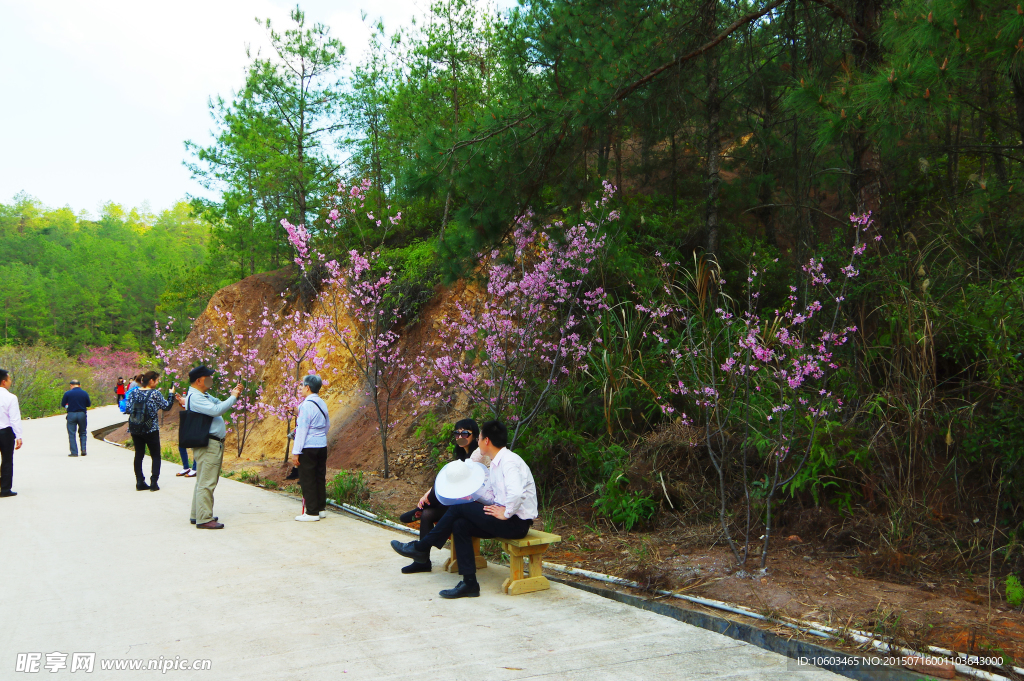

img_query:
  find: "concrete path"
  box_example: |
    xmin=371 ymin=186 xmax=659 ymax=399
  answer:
xmin=0 ymin=406 xmax=842 ymax=680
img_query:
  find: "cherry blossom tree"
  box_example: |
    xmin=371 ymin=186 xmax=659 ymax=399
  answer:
xmin=412 ymin=183 xmax=616 ymax=448
xmin=264 ymin=310 xmax=332 ymax=463
xmin=283 ymin=180 xmax=409 ymax=478
xmin=78 ymin=347 xmax=143 ymax=402
xmin=154 ymin=305 xmax=271 ymax=458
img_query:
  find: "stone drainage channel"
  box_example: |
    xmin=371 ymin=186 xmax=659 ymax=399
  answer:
xmin=88 ymin=422 xmax=1017 ymax=681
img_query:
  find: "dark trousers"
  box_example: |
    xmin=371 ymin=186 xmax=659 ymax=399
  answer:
xmin=179 ymin=445 xmax=194 ymax=470
xmin=418 ymin=487 xmax=449 ymax=541
xmin=419 ymin=502 xmax=532 ymax=577
xmin=132 ymin=430 xmax=161 ymax=483
xmin=67 ymin=411 xmax=87 ymax=455
xmin=298 ymin=447 xmax=328 ymax=515
xmin=0 ymin=426 xmax=13 ymax=492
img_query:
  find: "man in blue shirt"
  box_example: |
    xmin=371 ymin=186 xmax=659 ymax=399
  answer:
xmin=61 ymin=380 xmax=91 ymax=457
xmin=183 ymin=365 xmax=240 ymax=529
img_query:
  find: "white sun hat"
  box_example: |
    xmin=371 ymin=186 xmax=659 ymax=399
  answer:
xmin=434 ymin=459 xmax=488 ymax=505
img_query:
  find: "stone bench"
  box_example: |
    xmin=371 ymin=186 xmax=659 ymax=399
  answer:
xmin=443 ymin=529 xmax=562 ymax=595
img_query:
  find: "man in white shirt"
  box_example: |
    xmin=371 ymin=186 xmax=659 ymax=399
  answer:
xmin=391 ymin=420 xmax=537 ymax=598
xmin=0 ymin=369 xmax=25 ymax=497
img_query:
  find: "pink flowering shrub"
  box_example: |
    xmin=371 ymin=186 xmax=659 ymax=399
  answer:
xmin=78 ymin=346 xmax=144 ymax=399
xmin=154 ymin=305 xmax=271 ymax=458
xmin=263 ymin=310 xmax=332 ymax=462
xmin=639 ymin=212 xmax=876 ymax=568
xmin=412 ymin=182 xmax=616 ymax=447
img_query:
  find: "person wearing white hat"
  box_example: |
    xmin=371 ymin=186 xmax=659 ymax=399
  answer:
xmin=391 ymin=420 xmax=538 ymax=598
xmin=397 ymin=418 xmax=486 ymax=573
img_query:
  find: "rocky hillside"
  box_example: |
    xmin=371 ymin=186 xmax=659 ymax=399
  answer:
xmin=146 ymin=266 xmax=478 ymax=497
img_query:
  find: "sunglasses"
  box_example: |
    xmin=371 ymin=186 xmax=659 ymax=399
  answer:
xmin=454 ymin=430 xmax=473 ymax=438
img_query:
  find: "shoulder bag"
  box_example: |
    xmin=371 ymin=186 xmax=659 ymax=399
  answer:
xmin=179 ymin=394 xmax=214 ymax=449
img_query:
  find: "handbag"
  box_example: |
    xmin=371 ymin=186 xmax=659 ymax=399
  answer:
xmin=179 ymin=394 xmax=214 ymax=448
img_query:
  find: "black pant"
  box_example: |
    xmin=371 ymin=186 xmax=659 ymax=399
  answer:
xmin=132 ymin=430 xmax=161 ymax=483
xmin=298 ymin=447 xmax=328 ymax=515
xmin=0 ymin=427 xmax=14 ymax=492
xmin=418 ymin=487 xmax=449 ymax=540
xmin=420 ymin=502 xmax=532 ymax=577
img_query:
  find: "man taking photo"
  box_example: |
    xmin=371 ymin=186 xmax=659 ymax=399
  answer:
xmin=181 ymin=365 xmax=241 ymax=529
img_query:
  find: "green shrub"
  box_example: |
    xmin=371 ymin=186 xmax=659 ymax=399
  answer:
xmin=329 ymin=469 xmax=370 ymax=508
xmin=593 ymin=472 xmax=656 ymax=530
xmin=237 ymin=469 xmax=260 ymax=484
xmin=1007 ymin=575 xmax=1024 ymax=607
xmin=414 ymin=413 xmax=455 ymax=469
xmin=0 ymin=343 xmax=105 ymax=417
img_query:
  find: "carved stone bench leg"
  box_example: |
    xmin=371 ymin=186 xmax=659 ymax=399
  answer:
xmin=501 ymin=543 xmax=551 ymax=595
xmin=443 ymin=536 xmax=487 ymax=573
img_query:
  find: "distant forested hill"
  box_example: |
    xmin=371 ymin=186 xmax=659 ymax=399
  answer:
xmin=0 ymin=193 xmax=219 ymax=353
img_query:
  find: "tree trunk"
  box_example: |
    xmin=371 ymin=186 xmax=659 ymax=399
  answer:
xmin=984 ymin=71 xmax=1008 ymax=184
xmin=670 ymin=132 xmax=677 ymax=212
xmin=703 ymin=0 xmax=721 ymax=257
xmin=755 ymin=89 xmax=777 ymax=248
xmin=1012 ymin=69 xmax=1024 ymax=155
xmin=705 ymin=51 xmax=721 ymax=256
xmin=851 ymin=0 xmax=882 ymax=217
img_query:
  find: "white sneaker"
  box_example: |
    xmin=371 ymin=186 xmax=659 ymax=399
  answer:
xmin=319 ymin=511 xmax=327 ymax=518
xmin=295 ymin=514 xmax=320 ymax=522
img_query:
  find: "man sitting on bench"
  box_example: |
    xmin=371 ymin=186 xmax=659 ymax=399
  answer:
xmin=391 ymin=420 xmax=537 ymax=598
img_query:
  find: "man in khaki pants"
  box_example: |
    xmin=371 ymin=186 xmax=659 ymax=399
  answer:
xmin=181 ymin=365 xmax=240 ymax=529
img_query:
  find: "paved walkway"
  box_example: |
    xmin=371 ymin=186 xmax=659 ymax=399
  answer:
xmin=0 ymin=406 xmax=842 ymax=680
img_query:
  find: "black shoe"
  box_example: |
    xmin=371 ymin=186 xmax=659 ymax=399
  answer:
xmin=81 ymin=452 xmax=87 ymax=456
xmin=68 ymin=454 xmax=78 ymax=457
xmin=399 ymin=508 xmax=422 ymax=524
xmin=0 ymin=490 xmax=16 ymax=498
xmin=150 ymin=481 xmax=160 ymax=491
xmin=136 ymin=481 xmax=150 ymax=491
xmin=391 ymin=539 xmax=429 ymax=563
xmin=401 ymin=561 xmax=432 ymax=574
xmin=439 ymin=580 xmax=480 ymax=599
xmin=285 ymin=466 xmax=300 ymax=481
xmin=190 ymin=517 xmax=218 ymax=524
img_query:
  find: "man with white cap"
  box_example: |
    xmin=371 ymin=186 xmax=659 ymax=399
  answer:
xmin=391 ymin=420 xmax=537 ymax=598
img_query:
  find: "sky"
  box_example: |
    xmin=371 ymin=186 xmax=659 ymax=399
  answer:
xmin=0 ymin=0 xmax=435 ymax=217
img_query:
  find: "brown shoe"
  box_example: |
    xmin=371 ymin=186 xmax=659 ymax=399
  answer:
xmin=195 ymin=521 xmax=224 ymax=529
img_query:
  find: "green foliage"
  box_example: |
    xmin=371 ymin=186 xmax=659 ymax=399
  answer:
xmin=329 ymin=469 xmax=370 ymax=508
xmin=237 ymin=469 xmax=260 ymax=484
xmin=1006 ymin=575 xmax=1024 ymax=608
xmin=0 ymin=344 xmax=106 ymax=417
xmin=946 ymin=274 xmax=1024 ymax=388
xmin=593 ymin=471 xmax=657 ymax=531
xmin=782 ymin=419 xmax=872 ymax=514
xmin=414 ymin=413 xmax=455 ymax=469
xmin=0 ymin=196 xmax=210 ymax=353
xmin=186 ymin=7 xmax=344 ymax=279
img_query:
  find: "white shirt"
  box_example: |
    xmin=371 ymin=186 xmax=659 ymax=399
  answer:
xmin=292 ymin=395 xmax=329 ymax=453
xmin=0 ymin=387 xmax=23 ymax=439
xmin=479 ymin=447 xmax=538 ymax=520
